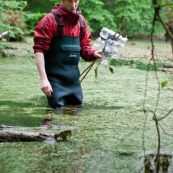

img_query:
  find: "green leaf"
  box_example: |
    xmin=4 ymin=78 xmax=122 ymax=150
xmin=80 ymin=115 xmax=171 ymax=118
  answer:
xmin=161 ymin=81 xmax=168 ymax=88
xmin=95 ymin=66 xmax=98 ymax=78
xmin=109 ymin=66 xmax=114 ymax=74
xmin=9 ymin=32 xmax=15 ymax=38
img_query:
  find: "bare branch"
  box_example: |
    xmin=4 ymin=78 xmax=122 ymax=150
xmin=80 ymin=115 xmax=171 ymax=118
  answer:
xmin=157 ymin=13 xmax=173 ymax=42
xmin=158 ymin=123 xmax=173 ymax=137
xmin=158 ymin=108 xmax=173 ymax=121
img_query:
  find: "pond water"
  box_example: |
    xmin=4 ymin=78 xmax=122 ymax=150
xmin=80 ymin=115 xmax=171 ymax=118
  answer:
xmin=1 ymin=39 xmax=173 ymax=173
xmin=1 ymin=104 xmax=173 ymax=173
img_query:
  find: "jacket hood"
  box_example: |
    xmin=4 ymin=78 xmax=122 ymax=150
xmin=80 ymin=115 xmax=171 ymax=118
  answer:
xmin=51 ymin=4 xmax=81 ymax=25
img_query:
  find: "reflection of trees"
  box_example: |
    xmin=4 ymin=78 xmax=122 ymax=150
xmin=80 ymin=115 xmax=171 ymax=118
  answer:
xmin=36 ymin=147 xmax=117 ymax=173
xmin=144 ymin=154 xmax=172 ymax=173
xmin=45 ymin=147 xmax=88 ymax=173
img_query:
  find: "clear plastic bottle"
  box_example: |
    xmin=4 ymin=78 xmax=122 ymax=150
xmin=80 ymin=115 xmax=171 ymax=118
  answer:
xmin=100 ymin=27 xmax=115 ymax=40
xmin=93 ymin=27 xmax=128 ymax=63
xmin=116 ymin=36 xmax=128 ymax=47
xmin=103 ymin=39 xmax=119 ymax=58
xmin=93 ymin=37 xmax=105 ymax=50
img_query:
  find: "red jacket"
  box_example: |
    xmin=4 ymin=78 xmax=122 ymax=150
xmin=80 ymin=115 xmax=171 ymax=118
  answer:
xmin=33 ymin=4 xmax=96 ymax=61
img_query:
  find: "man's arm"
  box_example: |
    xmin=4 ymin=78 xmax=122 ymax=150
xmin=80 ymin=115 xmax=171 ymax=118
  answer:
xmin=35 ymin=52 xmax=53 ymax=97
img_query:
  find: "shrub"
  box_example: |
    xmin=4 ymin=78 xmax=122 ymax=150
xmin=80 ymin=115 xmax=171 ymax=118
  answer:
xmin=0 ymin=1 xmax=27 ymax=41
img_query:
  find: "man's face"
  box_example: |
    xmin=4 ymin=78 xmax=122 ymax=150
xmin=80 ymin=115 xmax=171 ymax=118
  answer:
xmin=62 ymin=0 xmax=80 ymax=13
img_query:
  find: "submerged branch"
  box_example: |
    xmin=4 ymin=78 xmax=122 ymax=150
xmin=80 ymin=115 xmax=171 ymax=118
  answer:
xmin=0 ymin=125 xmax=75 ymax=142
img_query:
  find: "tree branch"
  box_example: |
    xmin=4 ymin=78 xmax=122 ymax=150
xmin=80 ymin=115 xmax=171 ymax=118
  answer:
xmin=157 ymin=13 xmax=173 ymax=42
xmin=0 ymin=31 xmax=10 ymax=39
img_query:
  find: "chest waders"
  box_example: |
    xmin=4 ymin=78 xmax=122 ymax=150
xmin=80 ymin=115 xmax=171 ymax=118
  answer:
xmin=44 ymin=11 xmax=84 ymax=108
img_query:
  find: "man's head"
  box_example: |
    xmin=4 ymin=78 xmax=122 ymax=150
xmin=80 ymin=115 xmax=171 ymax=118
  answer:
xmin=61 ymin=0 xmax=80 ymax=13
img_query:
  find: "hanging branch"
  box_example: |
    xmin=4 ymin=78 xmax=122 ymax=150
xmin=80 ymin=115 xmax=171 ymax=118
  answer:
xmin=157 ymin=108 xmax=173 ymax=121
xmin=143 ymin=2 xmax=173 ymax=165
xmin=157 ymin=13 xmax=173 ymax=42
xmin=158 ymin=123 xmax=173 ymax=137
xmin=143 ymin=4 xmax=162 ymax=157
xmin=150 ymin=6 xmax=161 ymax=155
xmin=144 ymin=109 xmax=161 ymax=155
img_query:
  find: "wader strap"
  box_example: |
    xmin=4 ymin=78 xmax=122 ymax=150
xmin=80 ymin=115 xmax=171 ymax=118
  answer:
xmin=50 ymin=11 xmax=83 ymax=38
xmin=51 ymin=11 xmax=64 ymax=36
xmin=79 ymin=16 xmax=84 ymax=39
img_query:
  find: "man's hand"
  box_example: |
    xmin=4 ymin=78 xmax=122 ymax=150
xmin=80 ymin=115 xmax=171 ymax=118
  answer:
xmin=41 ymin=79 xmax=53 ymax=97
xmin=94 ymin=49 xmax=103 ymax=59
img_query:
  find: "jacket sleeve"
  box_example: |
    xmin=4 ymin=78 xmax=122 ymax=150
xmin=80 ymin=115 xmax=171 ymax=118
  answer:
xmin=80 ymin=16 xmax=97 ymax=61
xmin=33 ymin=13 xmax=57 ymax=54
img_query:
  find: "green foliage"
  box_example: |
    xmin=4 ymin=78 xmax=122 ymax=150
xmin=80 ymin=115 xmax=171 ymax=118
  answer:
xmin=0 ymin=0 xmax=27 ymax=11
xmin=79 ymin=0 xmax=117 ymax=32
xmin=0 ymin=0 xmax=27 ymax=40
xmin=109 ymin=0 xmax=155 ymax=34
xmin=21 ymin=0 xmax=169 ymax=36
xmin=24 ymin=12 xmax=45 ymax=35
xmin=0 ymin=0 xmax=171 ymax=38
xmin=161 ymin=81 xmax=168 ymax=88
xmin=24 ymin=0 xmax=56 ymax=13
xmin=0 ymin=44 xmax=6 ymax=50
xmin=110 ymin=59 xmax=162 ymax=71
xmin=23 ymin=0 xmax=117 ymax=33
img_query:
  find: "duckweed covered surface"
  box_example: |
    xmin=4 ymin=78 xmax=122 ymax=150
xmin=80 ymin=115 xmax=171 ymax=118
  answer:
xmin=0 ymin=39 xmax=173 ymax=173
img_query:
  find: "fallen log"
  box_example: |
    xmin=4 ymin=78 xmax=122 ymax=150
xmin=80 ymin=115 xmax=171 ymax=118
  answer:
xmin=0 ymin=31 xmax=10 ymax=40
xmin=0 ymin=125 xmax=76 ymax=142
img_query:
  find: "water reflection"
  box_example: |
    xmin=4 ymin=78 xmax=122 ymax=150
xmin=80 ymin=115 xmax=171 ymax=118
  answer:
xmin=42 ymin=105 xmax=82 ymax=127
xmin=45 ymin=105 xmax=82 ymax=116
xmin=144 ymin=154 xmax=172 ymax=173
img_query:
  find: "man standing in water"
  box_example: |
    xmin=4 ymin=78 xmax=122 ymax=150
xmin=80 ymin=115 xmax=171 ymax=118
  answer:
xmin=33 ymin=0 xmax=102 ymax=109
